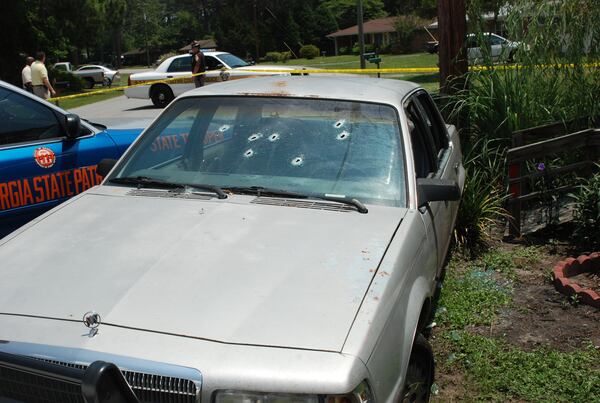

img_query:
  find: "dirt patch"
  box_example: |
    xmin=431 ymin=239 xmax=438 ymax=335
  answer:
xmin=473 ymin=242 xmax=600 ymax=351
xmin=474 ymin=283 xmax=600 ymax=351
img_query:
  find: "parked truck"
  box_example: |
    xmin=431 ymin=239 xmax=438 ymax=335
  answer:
xmin=53 ymin=62 xmax=105 ymax=89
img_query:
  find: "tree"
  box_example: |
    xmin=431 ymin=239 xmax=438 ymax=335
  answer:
xmin=321 ymin=0 xmax=387 ymax=30
xmin=103 ymin=0 xmax=128 ymax=67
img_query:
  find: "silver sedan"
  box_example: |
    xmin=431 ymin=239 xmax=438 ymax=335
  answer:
xmin=0 ymin=76 xmax=464 ymax=403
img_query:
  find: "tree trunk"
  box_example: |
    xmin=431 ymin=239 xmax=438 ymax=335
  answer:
xmin=438 ymin=0 xmax=467 ymax=94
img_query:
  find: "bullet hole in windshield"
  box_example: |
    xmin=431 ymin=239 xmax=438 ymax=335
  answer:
xmin=268 ymin=133 xmax=280 ymax=142
xmin=291 ymin=156 xmax=304 ymax=166
xmin=219 ymin=125 xmax=231 ymax=132
xmin=337 ymin=131 xmax=350 ymax=140
xmin=334 ymin=120 xmax=345 ymax=128
xmin=248 ymin=133 xmax=262 ymax=142
xmin=244 ymin=149 xmax=254 ymax=158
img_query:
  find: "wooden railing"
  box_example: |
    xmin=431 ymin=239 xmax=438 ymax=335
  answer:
xmin=506 ymin=119 xmax=600 ymax=237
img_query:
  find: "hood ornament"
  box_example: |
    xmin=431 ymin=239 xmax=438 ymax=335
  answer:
xmin=83 ymin=311 xmax=101 ymax=337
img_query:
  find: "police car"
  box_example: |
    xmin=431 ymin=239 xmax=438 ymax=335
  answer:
xmin=0 ymin=80 xmax=143 ymax=237
xmin=125 ymin=51 xmax=307 ymax=107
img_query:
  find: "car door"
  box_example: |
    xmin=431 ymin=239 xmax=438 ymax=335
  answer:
xmin=165 ymin=55 xmax=195 ymax=96
xmin=406 ymin=91 xmax=457 ymax=272
xmin=466 ymin=36 xmax=481 ymax=63
xmin=205 ymin=55 xmax=229 ymax=84
xmin=0 ymin=87 xmax=119 ymax=236
xmin=489 ymin=34 xmax=506 ymax=61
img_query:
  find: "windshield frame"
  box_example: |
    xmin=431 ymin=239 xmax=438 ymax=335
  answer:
xmin=217 ymin=53 xmax=251 ymax=69
xmin=104 ymin=95 xmax=409 ymax=208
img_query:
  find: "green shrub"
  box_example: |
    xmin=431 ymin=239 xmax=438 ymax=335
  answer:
xmin=351 ymin=42 xmax=375 ymax=55
xmin=280 ymin=51 xmax=292 ymax=63
xmin=453 ymin=140 xmax=508 ymax=252
xmin=264 ymin=51 xmax=282 ymax=62
xmin=48 ymin=67 xmax=84 ymax=93
xmin=571 ymin=168 xmax=600 ymax=250
xmin=338 ymin=46 xmax=349 ymax=55
xmin=299 ymin=44 xmax=319 ymax=59
xmin=394 ymin=14 xmax=429 ymax=54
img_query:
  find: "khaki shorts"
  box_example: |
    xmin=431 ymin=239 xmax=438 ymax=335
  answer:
xmin=33 ymin=85 xmax=49 ymax=99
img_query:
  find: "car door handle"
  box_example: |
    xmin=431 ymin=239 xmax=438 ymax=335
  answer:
xmin=167 ymin=75 xmax=173 ymax=78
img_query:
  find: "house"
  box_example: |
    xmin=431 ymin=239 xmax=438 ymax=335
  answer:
xmin=326 ymin=16 xmax=437 ymax=55
xmin=121 ymin=47 xmax=164 ymax=66
xmin=179 ymin=39 xmax=218 ymax=53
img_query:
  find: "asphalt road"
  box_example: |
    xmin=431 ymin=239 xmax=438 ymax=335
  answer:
xmin=67 ymin=95 xmax=162 ymax=130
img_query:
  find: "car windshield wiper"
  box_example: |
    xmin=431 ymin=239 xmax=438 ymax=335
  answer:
xmin=226 ymin=186 xmax=306 ymax=198
xmin=227 ymin=186 xmax=368 ymax=214
xmin=109 ymin=176 xmax=227 ymax=199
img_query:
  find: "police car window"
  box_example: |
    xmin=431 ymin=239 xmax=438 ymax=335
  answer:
xmin=205 ymin=56 xmax=221 ymax=70
xmin=0 ymin=87 xmax=63 ymax=146
xmin=167 ymin=56 xmax=192 ymax=73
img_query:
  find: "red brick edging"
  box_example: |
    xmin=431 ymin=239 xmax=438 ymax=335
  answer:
xmin=553 ymin=252 xmax=600 ymax=308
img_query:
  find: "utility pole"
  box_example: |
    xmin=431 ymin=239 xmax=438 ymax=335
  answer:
xmin=143 ymin=12 xmax=150 ymax=67
xmin=357 ymin=0 xmax=365 ymax=69
xmin=438 ymin=0 xmax=467 ymax=94
xmin=253 ymin=0 xmax=260 ymax=61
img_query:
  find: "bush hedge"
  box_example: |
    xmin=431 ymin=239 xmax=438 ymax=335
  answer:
xmin=299 ymin=44 xmax=319 ymax=59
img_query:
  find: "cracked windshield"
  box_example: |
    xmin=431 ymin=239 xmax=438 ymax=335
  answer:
xmin=111 ymin=97 xmax=406 ymax=206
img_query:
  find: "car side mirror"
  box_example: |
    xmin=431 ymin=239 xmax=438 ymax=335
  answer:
xmin=417 ymin=178 xmax=461 ymax=208
xmin=65 ymin=114 xmax=82 ymax=140
xmin=97 ymin=158 xmax=117 ymax=178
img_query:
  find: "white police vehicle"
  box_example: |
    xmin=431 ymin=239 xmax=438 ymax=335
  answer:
xmin=125 ymin=51 xmax=306 ymax=107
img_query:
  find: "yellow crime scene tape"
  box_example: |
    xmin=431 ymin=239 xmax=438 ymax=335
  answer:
xmin=49 ymin=62 xmax=599 ymax=104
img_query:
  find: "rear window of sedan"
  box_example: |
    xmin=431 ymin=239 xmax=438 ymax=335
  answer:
xmin=111 ymin=96 xmax=407 ymax=207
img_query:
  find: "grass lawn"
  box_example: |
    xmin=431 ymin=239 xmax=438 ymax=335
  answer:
xmin=269 ymin=52 xmax=438 ymax=69
xmin=431 ymin=239 xmax=600 ymax=401
xmin=53 ymin=90 xmax=124 ymax=110
xmin=50 ymin=73 xmax=130 ymax=110
xmin=269 ymin=53 xmax=440 ymax=92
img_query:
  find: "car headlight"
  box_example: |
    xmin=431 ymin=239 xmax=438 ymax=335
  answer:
xmin=214 ymin=382 xmax=373 ymax=403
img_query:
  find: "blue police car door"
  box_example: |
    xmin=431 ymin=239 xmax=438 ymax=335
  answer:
xmin=0 ymin=86 xmax=119 ymax=235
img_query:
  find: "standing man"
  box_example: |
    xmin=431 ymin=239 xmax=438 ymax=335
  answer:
xmin=21 ymin=56 xmax=34 ymax=92
xmin=31 ymin=51 xmax=56 ymax=99
xmin=191 ymin=42 xmax=206 ymax=88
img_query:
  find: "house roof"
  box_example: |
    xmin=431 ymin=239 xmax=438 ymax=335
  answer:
xmin=179 ymin=39 xmax=218 ymax=52
xmin=327 ymin=16 xmax=400 ymax=38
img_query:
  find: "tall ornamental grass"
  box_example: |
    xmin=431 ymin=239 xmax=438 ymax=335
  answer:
xmin=447 ymin=0 xmax=600 ymax=251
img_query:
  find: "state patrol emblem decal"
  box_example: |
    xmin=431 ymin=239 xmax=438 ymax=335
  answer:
xmin=34 ymin=147 xmax=56 ymax=169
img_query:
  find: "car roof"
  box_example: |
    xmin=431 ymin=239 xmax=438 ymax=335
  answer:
xmin=179 ymin=76 xmax=420 ymax=106
xmin=166 ymin=51 xmax=229 ymax=62
xmin=0 ymin=79 xmax=68 ymax=115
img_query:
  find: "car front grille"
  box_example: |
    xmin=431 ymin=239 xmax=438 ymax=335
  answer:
xmin=0 ymin=363 xmax=85 ymax=403
xmin=0 ymin=356 xmax=199 ymax=403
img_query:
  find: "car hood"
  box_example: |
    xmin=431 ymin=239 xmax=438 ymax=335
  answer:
xmin=104 ymin=128 xmax=144 ymax=154
xmin=0 ymin=187 xmax=406 ymax=352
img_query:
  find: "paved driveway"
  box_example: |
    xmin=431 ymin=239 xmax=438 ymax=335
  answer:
xmin=67 ymin=96 xmax=161 ymax=129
